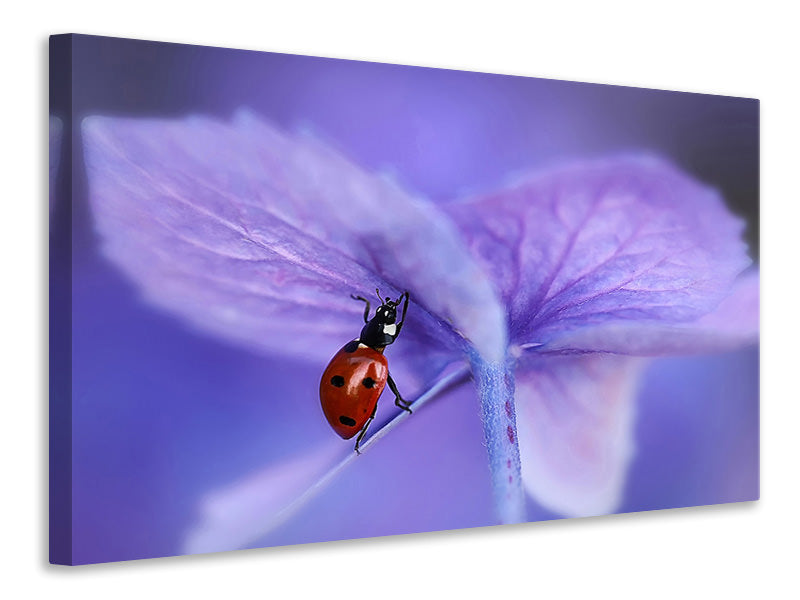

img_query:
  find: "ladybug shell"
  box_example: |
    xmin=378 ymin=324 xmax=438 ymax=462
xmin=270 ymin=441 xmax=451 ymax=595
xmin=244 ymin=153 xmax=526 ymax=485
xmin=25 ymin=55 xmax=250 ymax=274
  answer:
xmin=319 ymin=341 xmax=388 ymax=439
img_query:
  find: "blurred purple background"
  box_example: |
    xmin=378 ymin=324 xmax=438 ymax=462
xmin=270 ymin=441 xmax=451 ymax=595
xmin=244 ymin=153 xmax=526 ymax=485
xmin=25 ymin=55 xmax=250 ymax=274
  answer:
xmin=50 ymin=34 xmax=758 ymax=564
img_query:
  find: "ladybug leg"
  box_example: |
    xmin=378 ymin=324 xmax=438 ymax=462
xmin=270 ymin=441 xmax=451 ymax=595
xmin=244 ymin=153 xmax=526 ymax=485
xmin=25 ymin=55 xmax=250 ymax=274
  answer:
xmin=354 ymin=404 xmax=378 ymax=455
xmin=350 ymin=294 xmax=371 ymax=323
xmin=394 ymin=292 xmax=410 ymax=337
xmin=387 ymin=373 xmax=412 ymax=414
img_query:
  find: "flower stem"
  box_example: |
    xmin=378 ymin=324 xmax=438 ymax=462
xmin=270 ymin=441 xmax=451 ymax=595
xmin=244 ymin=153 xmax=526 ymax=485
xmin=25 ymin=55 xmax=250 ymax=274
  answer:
xmin=263 ymin=364 xmax=471 ymax=536
xmin=470 ymin=355 xmax=526 ymax=524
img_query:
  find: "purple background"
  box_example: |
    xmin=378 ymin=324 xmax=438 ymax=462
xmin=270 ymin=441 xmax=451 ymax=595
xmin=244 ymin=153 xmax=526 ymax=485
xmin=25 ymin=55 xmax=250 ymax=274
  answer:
xmin=50 ymin=34 xmax=758 ymax=564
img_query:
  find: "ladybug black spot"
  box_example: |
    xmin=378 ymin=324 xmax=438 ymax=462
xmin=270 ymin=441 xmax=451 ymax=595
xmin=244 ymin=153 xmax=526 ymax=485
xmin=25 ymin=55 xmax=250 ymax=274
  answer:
xmin=362 ymin=377 xmax=376 ymax=389
xmin=339 ymin=415 xmax=356 ymax=427
xmin=330 ymin=375 xmax=345 ymax=387
xmin=343 ymin=340 xmax=359 ymax=353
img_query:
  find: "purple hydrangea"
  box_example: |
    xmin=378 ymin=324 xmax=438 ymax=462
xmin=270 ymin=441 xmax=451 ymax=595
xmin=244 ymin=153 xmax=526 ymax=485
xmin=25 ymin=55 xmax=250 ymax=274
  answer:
xmin=82 ymin=111 xmax=758 ymax=554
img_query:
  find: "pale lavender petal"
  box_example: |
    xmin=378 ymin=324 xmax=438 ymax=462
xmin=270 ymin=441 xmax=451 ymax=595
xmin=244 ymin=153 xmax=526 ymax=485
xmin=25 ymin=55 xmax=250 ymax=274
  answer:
xmin=541 ymin=270 xmax=759 ymax=356
xmin=49 ymin=116 xmax=62 ymax=213
xmin=83 ymin=112 xmax=506 ymax=382
xmin=689 ymin=269 xmax=759 ymax=337
xmin=183 ymin=442 xmax=341 ymax=554
xmin=445 ymin=156 xmax=753 ymax=355
xmin=515 ymin=354 xmax=646 ymax=517
xmin=183 ymin=365 xmax=470 ymax=554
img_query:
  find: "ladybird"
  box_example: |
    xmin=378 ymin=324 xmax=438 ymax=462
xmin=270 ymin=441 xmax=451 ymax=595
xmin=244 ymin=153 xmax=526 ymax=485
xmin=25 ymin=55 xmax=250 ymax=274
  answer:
xmin=319 ymin=289 xmax=411 ymax=453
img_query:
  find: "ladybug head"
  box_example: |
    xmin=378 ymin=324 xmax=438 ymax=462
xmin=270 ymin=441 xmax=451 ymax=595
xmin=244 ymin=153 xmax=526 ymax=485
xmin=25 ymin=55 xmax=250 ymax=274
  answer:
xmin=374 ymin=289 xmax=402 ymax=324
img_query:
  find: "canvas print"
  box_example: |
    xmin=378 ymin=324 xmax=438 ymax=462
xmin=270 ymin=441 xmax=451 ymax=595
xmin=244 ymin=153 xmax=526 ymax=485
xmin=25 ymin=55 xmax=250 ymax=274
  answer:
xmin=49 ymin=34 xmax=759 ymax=565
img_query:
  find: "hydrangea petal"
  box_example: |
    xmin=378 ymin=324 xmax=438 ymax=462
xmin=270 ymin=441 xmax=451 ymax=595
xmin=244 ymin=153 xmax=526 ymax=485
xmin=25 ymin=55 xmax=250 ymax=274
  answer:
xmin=83 ymin=113 xmax=506 ymax=379
xmin=515 ymin=354 xmax=645 ymax=517
xmin=183 ymin=443 xmax=340 ymax=555
xmin=445 ymin=156 xmax=753 ymax=354
xmin=541 ymin=270 xmax=759 ymax=356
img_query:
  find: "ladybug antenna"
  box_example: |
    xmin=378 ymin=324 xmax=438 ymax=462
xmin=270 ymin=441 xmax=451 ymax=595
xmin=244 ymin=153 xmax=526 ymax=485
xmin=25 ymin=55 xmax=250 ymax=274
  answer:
xmin=375 ymin=288 xmax=383 ymax=303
